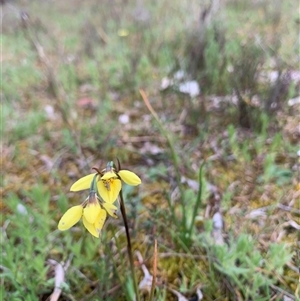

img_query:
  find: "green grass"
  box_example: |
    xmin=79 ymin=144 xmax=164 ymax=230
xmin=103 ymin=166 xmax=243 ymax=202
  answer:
xmin=2 ymin=0 xmax=299 ymax=300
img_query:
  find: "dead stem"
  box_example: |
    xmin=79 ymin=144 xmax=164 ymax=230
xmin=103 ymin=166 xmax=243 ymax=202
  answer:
xmin=149 ymin=239 xmax=157 ymax=301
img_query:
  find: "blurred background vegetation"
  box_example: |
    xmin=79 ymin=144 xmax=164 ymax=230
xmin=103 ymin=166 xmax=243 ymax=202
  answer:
xmin=1 ymin=0 xmax=299 ymax=300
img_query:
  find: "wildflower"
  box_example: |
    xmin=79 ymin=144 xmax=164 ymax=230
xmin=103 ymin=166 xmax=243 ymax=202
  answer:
xmin=70 ymin=162 xmax=141 ymax=203
xmin=58 ymin=191 xmax=114 ymax=237
xmin=58 ymin=174 xmax=117 ymax=237
xmin=58 ymin=162 xmax=141 ymax=237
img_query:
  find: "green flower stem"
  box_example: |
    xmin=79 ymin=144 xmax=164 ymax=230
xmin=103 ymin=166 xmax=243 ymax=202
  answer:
xmin=188 ymin=161 xmax=205 ymax=239
xmin=90 ymin=173 xmax=98 ymax=191
xmin=119 ymin=189 xmax=140 ymax=301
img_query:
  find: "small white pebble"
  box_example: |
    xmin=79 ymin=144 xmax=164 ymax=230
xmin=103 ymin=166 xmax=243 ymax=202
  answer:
xmin=179 ymin=80 xmax=200 ymax=98
xmin=17 ymin=203 xmax=28 ymax=215
xmin=213 ymin=212 xmax=223 ymax=230
xmin=44 ymin=105 xmax=55 ymax=120
xmin=118 ymin=114 xmax=129 ymax=124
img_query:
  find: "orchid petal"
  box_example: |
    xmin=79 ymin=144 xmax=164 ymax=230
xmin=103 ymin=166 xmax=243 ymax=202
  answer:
xmin=101 ymin=171 xmax=118 ymax=180
xmin=82 ymin=216 xmax=99 ymax=238
xmin=118 ymin=170 xmax=141 ymax=186
xmin=102 ymin=202 xmax=118 ymax=218
xmin=94 ymin=209 xmax=107 ymax=234
xmin=83 ymin=201 xmax=101 ymax=224
xmin=58 ymin=205 xmax=83 ymax=231
xmin=97 ymin=179 xmax=121 ymax=203
xmin=70 ymin=173 xmax=97 ymax=192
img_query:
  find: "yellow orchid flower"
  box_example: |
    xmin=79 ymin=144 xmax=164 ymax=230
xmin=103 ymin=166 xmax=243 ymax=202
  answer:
xmin=58 ymin=162 xmax=141 ymax=236
xmin=99 ymin=167 xmax=141 ymax=203
xmin=70 ymin=162 xmax=141 ymax=204
xmin=58 ymin=192 xmax=108 ymax=238
xmin=70 ymin=172 xmax=122 ymax=204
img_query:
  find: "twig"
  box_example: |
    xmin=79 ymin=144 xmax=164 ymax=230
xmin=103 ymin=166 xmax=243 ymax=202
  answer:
xmin=136 ymin=251 xmax=153 ymax=292
xmin=47 ymin=257 xmax=72 ymax=301
xmin=277 ymin=203 xmax=300 ymax=214
xmin=167 ymin=287 xmax=189 ymax=301
xmin=270 ymin=284 xmax=296 ymax=300
xmin=158 ymin=252 xmax=208 ymax=260
xmin=149 ymin=239 xmax=157 ymax=301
